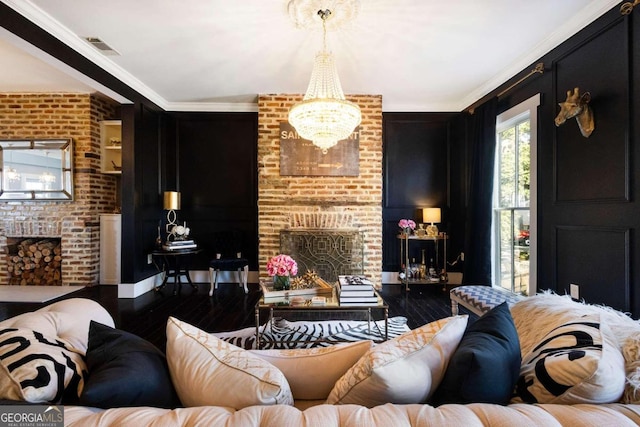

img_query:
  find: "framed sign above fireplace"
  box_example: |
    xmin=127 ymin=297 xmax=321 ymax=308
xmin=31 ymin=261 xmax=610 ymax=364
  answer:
xmin=279 ymin=122 xmax=360 ymax=176
xmin=0 ymin=139 xmax=74 ymax=201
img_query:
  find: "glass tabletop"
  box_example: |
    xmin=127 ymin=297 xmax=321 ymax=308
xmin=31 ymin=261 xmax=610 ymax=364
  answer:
xmin=257 ymin=287 xmax=387 ymax=310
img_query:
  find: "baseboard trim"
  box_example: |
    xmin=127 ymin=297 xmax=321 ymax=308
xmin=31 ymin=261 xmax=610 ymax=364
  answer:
xmin=116 ymin=270 xmax=462 ymax=298
xmin=117 ymin=274 xmax=162 ymax=298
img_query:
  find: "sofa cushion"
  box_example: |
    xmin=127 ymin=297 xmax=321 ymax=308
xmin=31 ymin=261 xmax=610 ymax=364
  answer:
xmin=514 ymin=314 xmax=625 ymax=404
xmin=511 ymin=292 xmax=640 ymax=404
xmin=0 ymin=327 xmax=86 ymax=403
xmin=430 ymin=302 xmax=521 ymax=405
xmin=326 ymin=315 xmax=468 ymax=407
xmin=166 ymin=317 xmax=293 ymax=409
xmin=250 ymin=340 xmax=372 ymax=400
xmin=0 ymin=298 xmax=115 ymax=355
xmin=79 ymin=321 xmax=180 ymax=409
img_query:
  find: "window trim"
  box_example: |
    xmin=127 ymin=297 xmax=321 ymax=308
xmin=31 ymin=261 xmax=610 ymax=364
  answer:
xmin=494 ymin=93 xmax=540 ymax=295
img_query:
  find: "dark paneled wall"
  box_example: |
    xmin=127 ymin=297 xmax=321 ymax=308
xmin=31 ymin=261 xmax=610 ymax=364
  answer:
xmin=382 ymin=113 xmax=460 ymax=272
xmin=494 ymin=7 xmax=639 ymax=314
xmin=167 ymin=112 xmax=258 ymax=270
xmin=120 ymin=103 xmax=164 ymax=283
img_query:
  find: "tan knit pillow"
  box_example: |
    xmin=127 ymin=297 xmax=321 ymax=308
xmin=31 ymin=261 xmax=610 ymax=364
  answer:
xmin=327 ymin=315 xmax=468 ymax=407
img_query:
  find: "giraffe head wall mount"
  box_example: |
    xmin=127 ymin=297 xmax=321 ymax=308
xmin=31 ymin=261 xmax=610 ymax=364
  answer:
xmin=554 ymin=87 xmax=594 ymax=138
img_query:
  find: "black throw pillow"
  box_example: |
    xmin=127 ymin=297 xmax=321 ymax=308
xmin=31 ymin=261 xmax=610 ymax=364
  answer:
xmin=430 ymin=301 xmax=521 ymax=406
xmin=79 ymin=321 xmax=181 ymax=409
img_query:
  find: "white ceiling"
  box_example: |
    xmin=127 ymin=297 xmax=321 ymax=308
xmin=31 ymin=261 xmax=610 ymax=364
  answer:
xmin=0 ymin=0 xmax=620 ymax=112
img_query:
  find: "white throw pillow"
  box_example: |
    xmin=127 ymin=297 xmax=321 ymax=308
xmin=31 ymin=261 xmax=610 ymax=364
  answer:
xmin=514 ymin=314 xmax=625 ymax=404
xmin=250 ymin=340 xmax=372 ymax=400
xmin=326 ymin=315 xmax=468 ymax=407
xmin=0 ymin=327 xmax=86 ymax=403
xmin=165 ymin=317 xmax=293 ymax=408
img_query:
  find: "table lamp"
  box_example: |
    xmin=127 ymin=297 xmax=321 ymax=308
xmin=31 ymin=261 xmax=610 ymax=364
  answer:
xmin=423 ymin=207 xmax=441 ymax=237
xmin=163 ymin=191 xmax=181 ymax=236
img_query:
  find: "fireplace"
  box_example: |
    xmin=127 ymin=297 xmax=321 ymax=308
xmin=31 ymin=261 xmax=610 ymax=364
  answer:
xmin=280 ymin=229 xmax=363 ymax=283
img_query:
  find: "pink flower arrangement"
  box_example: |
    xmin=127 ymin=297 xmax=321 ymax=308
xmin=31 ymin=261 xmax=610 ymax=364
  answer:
xmin=398 ymin=219 xmax=416 ymax=231
xmin=267 ymin=254 xmax=298 ymax=277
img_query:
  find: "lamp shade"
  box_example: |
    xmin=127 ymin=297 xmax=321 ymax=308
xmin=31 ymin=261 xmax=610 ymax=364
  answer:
xmin=423 ymin=208 xmax=441 ymax=224
xmin=163 ymin=191 xmax=181 ymax=210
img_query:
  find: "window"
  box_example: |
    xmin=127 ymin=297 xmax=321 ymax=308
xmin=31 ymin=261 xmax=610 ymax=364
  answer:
xmin=493 ymin=94 xmax=540 ymax=295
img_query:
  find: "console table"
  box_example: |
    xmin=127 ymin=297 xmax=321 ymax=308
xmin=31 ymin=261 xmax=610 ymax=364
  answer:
xmin=152 ymin=248 xmax=202 ymax=295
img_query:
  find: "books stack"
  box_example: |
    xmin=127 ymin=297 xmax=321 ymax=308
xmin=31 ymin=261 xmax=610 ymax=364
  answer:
xmin=338 ymin=275 xmax=378 ymax=306
xmin=162 ymin=239 xmax=197 ymax=251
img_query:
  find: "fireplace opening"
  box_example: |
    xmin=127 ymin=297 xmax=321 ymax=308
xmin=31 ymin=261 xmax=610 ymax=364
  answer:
xmin=6 ymin=237 xmax=62 ymax=286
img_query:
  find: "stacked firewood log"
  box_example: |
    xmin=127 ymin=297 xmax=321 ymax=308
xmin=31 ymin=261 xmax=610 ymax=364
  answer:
xmin=7 ymin=238 xmax=62 ymax=286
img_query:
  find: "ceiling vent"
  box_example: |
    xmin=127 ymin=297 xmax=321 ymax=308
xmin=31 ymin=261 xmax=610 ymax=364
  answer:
xmin=83 ymin=37 xmax=120 ymax=56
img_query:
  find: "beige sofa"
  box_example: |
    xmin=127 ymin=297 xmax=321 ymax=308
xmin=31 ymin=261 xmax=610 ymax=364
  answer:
xmin=1 ymin=296 xmax=640 ymax=426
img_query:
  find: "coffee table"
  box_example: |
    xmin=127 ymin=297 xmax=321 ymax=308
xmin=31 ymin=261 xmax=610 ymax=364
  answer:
xmin=255 ymin=287 xmax=388 ymax=349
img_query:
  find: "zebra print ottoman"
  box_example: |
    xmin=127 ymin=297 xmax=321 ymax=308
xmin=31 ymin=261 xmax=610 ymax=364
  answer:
xmin=450 ymin=285 xmax=523 ymax=316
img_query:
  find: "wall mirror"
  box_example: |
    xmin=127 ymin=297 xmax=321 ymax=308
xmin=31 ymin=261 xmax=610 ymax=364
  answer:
xmin=0 ymin=139 xmax=73 ymax=201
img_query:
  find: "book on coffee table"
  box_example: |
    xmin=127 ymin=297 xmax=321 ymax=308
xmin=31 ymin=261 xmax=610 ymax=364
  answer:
xmin=337 ymin=275 xmax=378 ymax=305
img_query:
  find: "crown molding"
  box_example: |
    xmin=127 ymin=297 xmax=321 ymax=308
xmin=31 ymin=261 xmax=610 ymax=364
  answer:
xmin=166 ymin=102 xmax=259 ymax=113
xmin=3 ymin=0 xmax=166 ymax=108
xmin=2 ymin=0 xmax=622 ymax=114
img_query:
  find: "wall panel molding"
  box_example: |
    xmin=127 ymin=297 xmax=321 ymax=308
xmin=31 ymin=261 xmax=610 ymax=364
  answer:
xmin=552 ymin=17 xmax=630 ymax=204
xmin=554 ymin=225 xmax=630 ymax=311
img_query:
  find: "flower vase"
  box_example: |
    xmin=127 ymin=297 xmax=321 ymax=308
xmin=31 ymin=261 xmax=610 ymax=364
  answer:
xmin=273 ymin=275 xmax=290 ymax=291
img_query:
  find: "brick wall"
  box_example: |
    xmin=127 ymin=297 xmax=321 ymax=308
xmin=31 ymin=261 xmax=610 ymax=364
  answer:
xmin=0 ymin=93 xmax=119 ymax=286
xmin=257 ymin=94 xmax=383 ymax=284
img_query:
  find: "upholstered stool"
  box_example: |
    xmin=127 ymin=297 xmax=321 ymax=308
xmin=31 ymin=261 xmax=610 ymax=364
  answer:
xmin=450 ymin=285 xmax=523 ymax=316
xmin=209 ymin=256 xmax=249 ymax=296
xmin=208 ymin=231 xmax=249 ymax=296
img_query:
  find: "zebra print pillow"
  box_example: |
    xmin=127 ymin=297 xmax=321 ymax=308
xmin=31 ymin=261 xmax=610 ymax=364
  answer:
xmin=514 ymin=314 xmax=625 ymax=404
xmin=0 ymin=327 xmax=86 ymax=403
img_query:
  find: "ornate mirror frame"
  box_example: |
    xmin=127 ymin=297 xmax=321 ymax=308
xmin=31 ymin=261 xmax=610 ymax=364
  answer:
xmin=0 ymin=139 xmax=73 ymax=201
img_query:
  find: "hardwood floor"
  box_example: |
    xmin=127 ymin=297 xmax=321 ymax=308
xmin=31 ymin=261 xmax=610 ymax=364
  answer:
xmin=0 ymin=282 xmax=476 ymax=350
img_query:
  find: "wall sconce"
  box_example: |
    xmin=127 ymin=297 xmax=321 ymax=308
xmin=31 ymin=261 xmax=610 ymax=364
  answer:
xmin=423 ymin=208 xmax=441 ymax=237
xmin=163 ymin=191 xmax=181 ymax=236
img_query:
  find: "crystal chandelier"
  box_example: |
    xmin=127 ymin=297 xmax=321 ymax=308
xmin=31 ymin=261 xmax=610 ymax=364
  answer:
xmin=39 ymin=171 xmax=56 ymax=184
xmin=6 ymin=167 xmax=20 ymax=182
xmin=288 ymin=9 xmax=361 ymax=153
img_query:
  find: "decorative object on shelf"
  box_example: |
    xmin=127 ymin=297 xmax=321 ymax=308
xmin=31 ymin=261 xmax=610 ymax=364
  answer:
xmin=420 ymin=249 xmax=427 ymax=280
xmin=423 ymin=208 xmax=441 ymax=237
xmin=291 ymin=270 xmax=321 ymax=290
xmin=109 ymin=137 xmax=121 ymax=146
xmin=554 ymin=87 xmax=594 ymax=138
xmin=110 ymin=160 xmax=122 ymax=171
xmin=267 ymin=254 xmax=298 ymax=291
xmin=170 ymin=222 xmax=191 ymax=241
xmin=155 ymin=223 xmax=162 ymax=248
xmin=163 ymin=191 xmax=181 ymax=240
xmin=287 ymin=3 xmax=361 ymax=154
xmin=398 ymin=219 xmax=416 ymax=236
